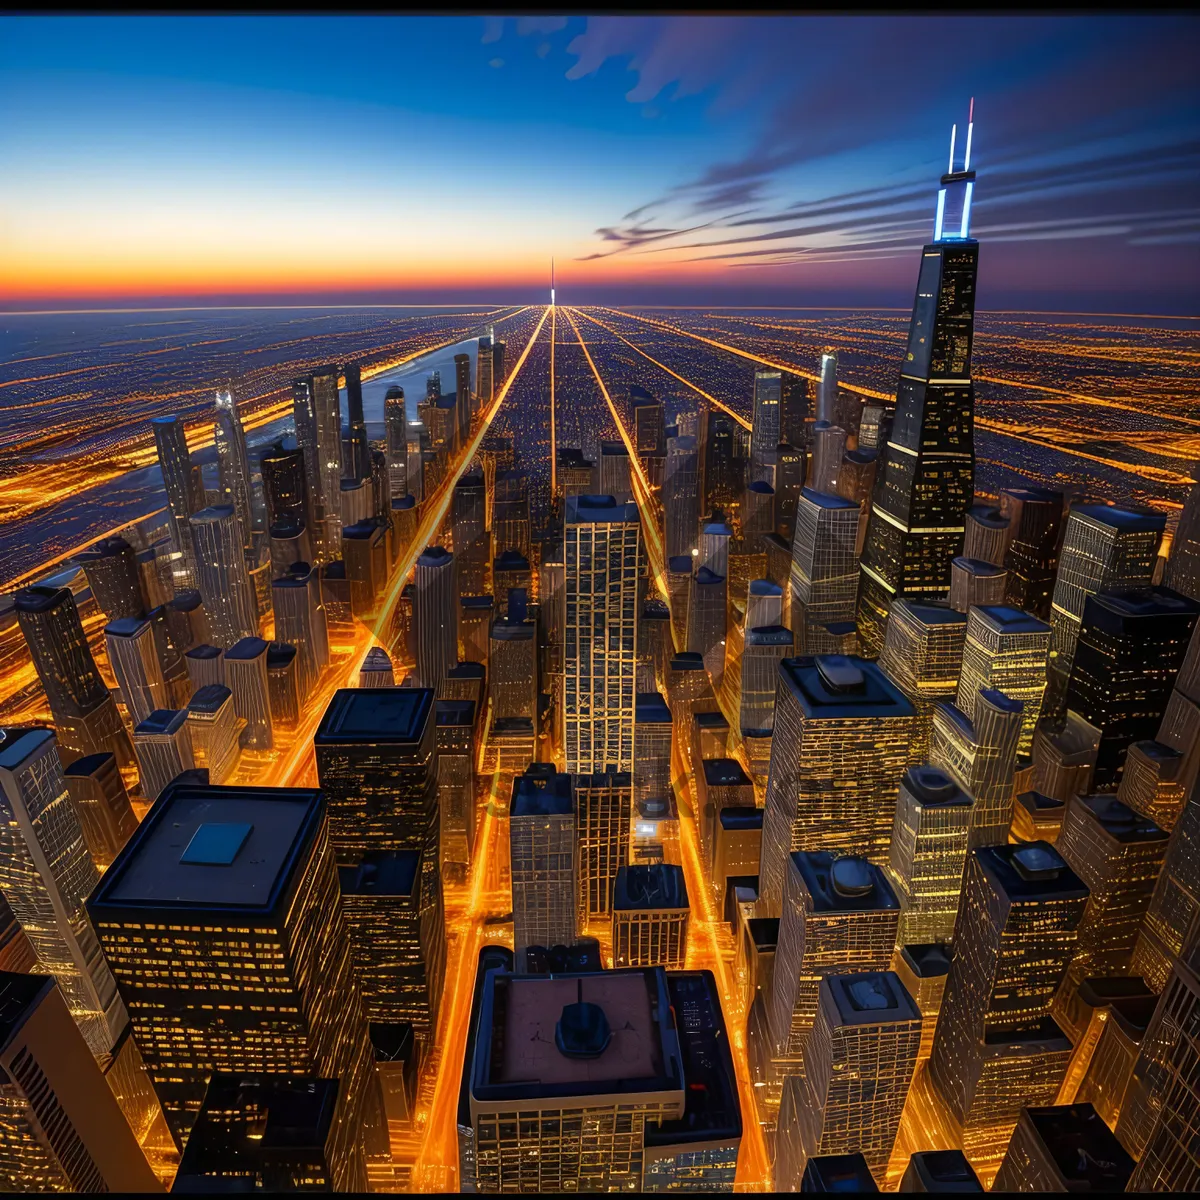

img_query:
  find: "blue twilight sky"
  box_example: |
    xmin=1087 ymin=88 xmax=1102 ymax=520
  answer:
xmin=1 ymin=14 xmax=1198 ymax=310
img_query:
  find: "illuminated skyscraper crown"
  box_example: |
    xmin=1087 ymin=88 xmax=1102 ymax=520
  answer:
xmin=934 ymin=99 xmax=976 ymax=242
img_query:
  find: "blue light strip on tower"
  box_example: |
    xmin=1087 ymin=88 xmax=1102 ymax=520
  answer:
xmin=934 ymin=188 xmax=947 ymax=241
xmin=960 ymin=181 xmax=974 ymax=239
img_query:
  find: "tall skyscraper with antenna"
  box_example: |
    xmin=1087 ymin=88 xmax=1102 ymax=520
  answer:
xmin=857 ymin=102 xmax=980 ymax=655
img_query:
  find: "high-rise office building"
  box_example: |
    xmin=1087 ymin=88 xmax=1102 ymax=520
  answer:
xmin=611 ymin=863 xmax=689 ymax=968
xmin=1052 ymin=793 xmax=1167 ymax=1039
xmin=343 ymin=362 xmax=369 ymax=482
xmin=342 ymin=518 xmax=388 ymax=622
xmin=261 ymin=442 xmax=312 ymax=547
xmin=272 ymin=562 xmax=329 ymax=697
xmin=686 ymin=565 xmax=728 ymax=684
xmin=899 ymin=1150 xmax=983 ymax=1193
xmin=510 ymin=769 xmax=576 ymax=964
xmin=637 ymin=598 xmax=672 ymax=693
xmin=962 ymin=502 xmax=1010 ymax=566
xmin=575 ymin=768 xmax=633 ymax=921
xmin=492 ymin=470 xmax=532 ymax=561
xmin=453 ymin=352 xmax=472 ymax=426
xmin=14 ymin=585 xmax=132 ymax=767
xmin=359 ymin=646 xmax=395 ymax=688
xmin=700 ymin=410 xmax=742 ymax=517
xmin=87 ymin=781 xmax=389 ymax=1172
xmin=948 ymin=555 xmax=1006 ymax=612
xmin=775 ymin=442 xmax=807 ymax=542
xmin=1064 ymin=586 xmax=1200 ymax=789
xmin=78 ymin=535 xmax=147 ymax=622
xmin=1164 ymin=478 xmax=1200 ymax=601
xmin=790 ymin=489 xmax=860 ymax=651
xmin=0 ymin=727 xmax=127 ymax=1062
xmin=185 ymin=683 xmax=244 ymax=785
xmin=190 ymin=505 xmax=258 ymax=648
xmin=994 ymin=1104 xmax=1133 ymax=1193
xmin=413 ymin=547 xmax=457 ymax=690
xmin=105 ymin=615 xmax=169 ymax=728
xmin=1133 ymin=773 xmax=1200 ymax=991
xmin=213 ymin=388 xmax=254 ymax=549
xmin=185 ymin=642 xmax=224 ymax=691
xmin=634 ymin=692 xmax=673 ymax=809
xmin=453 ymin=472 xmax=489 ymax=596
xmin=631 ymin=386 xmax=665 ymax=458
xmin=1117 ymin=738 xmax=1188 ymax=832
xmin=739 ymin=624 xmax=794 ymax=733
xmin=956 ymin=604 xmax=1050 ymax=757
xmin=132 ymin=708 xmax=194 ymax=801
xmin=835 ymin=448 xmax=879 ymax=557
xmin=224 ymin=636 xmax=273 ymax=750
xmin=1047 ymin=504 xmax=1165 ymax=706
xmin=0 ymin=971 xmax=161 ymax=1193
xmin=664 ymin=434 xmax=700 ymax=559
xmin=492 ymin=549 xmax=531 ymax=619
xmin=61 ymin=751 xmax=138 ymax=870
xmin=760 ymin=656 xmax=914 ymax=908
xmin=563 ymin=496 xmax=640 ymax=774
xmin=887 ymin=764 xmax=973 ymax=945
xmin=750 ymin=370 xmax=782 ymax=485
xmin=877 ymin=599 xmax=966 ymax=761
xmin=383 ymin=385 xmax=409 ymax=502
xmin=809 ymin=421 xmax=846 ymax=495
xmin=489 ymin=616 xmax=537 ymax=721
xmin=780 ymin=373 xmax=809 ymax=450
xmin=927 ymin=843 xmax=1087 ymax=1171
xmin=266 ymin=642 xmax=301 ymax=730
xmin=816 ymin=351 xmax=838 ymax=423
xmin=151 ymin=414 xmax=203 ymax=582
xmin=775 ymin=971 xmax=921 ymax=1190
xmin=463 ymin=966 xmax=740 ymax=1192
xmin=931 ymin=690 xmax=1024 ymax=849
xmin=856 ymin=128 xmax=980 ymax=654
xmin=999 ymin=486 xmax=1064 ymax=619
xmin=491 ymin=339 xmax=506 ymax=392
xmin=475 ymin=337 xmax=494 ymax=411
xmin=599 ymin=441 xmax=634 ymax=505
xmin=667 ymin=555 xmax=692 ymax=649
xmin=306 ymin=366 xmax=345 ymax=549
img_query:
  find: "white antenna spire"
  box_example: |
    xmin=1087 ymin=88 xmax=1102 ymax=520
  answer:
xmin=963 ymin=97 xmax=975 ymax=172
xmin=948 ymin=123 xmax=957 ymax=173
xmin=551 ymin=256 xmax=556 ymax=306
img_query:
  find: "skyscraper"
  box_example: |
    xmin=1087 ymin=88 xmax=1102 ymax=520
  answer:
xmin=492 ymin=470 xmax=532 ymax=561
xmin=750 ymin=370 xmax=782 ymax=485
xmin=686 ymin=565 xmax=728 ymax=685
xmin=475 ymin=336 xmax=494 ymax=411
xmin=956 ymin=604 xmax=1051 ymax=758
xmin=664 ymin=434 xmax=700 ymax=560
xmin=631 ymin=386 xmax=665 ymax=457
xmin=759 ymin=656 xmax=914 ymax=909
xmin=994 ymin=1103 xmax=1133 ymax=1192
xmin=575 ymin=768 xmax=634 ymax=921
xmin=453 ymin=471 xmax=489 ymax=596
xmin=214 ymin=387 xmax=254 ymax=549
xmin=14 ymin=585 xmax=132 ymax=767
xmin=1046 ymin=504 xmax=1165 ymax=707
xmin=190 ymin=505 xmax=259 ymax=648
xmin=780 ymin=373 xmax=810 ymax=450
xmin=87 ymin=781 xmax=389 ymax=1172
xmin=0 ymin=727 xmax=127 ymax=1062
xmin=151 ymin=413 xmax=203 ymax=583
xmin=381 ymin=384 xmax=409 ymax=503
xmin=611 ymin=863 xmax=689 ymax=969
xmin=291 ymin=377 xmax=325 ymax=555
xmin=1164 ymin=478 xmax=1200 ymax=602
xmin=599 ymin=441 xmax=633 ymax=505
xmin=414 ymin=547 xmax=458 ymax=690
xmin=1064 ymin=587 xmax=1200 ymax=789
xmin=816 ymin=351 xmax=838 ymax=424
xmin=634 ymin=692 xmax=673 ymax=809
xmin=272 ymin=561 xmax=329 ymax=696
xmin=132 ymin=708 xmax=194 ymax=801
xmin=887 ymin=764 xmax=973 ymax=945
xmin=308 ymin=365 xmax=346 ymax=548
xmin=789 ymin=489 xmax=860 ymax=652
xmin=77 ymin=535 xmax=147 ymax=622
xmin=342 ymin=518 xmax=388 ymax=622
xmin=563 ymin=496 xmax=640 ymax=774
xmin=510 ymin=768 xmax=576 ymax=964
xmin=224 ymin=636 xmax=274 ymax=750
xmin=105 ymin=614 xmax=169 ymax=728
xmin=61 ymin=751 xmax=138 ymax=870
xmin=344 ymin=362 xmax=369 ymax=482
xmin=857 ymin=115 xmax=980 ymax=654
xmin=927 ymin=843 xmax=1087 ymax=1173
xmin=267 ymin=642 xmax=300 ymax=730
xmin=0 ymin=971 xmax=161 ymax=1193
xmin=489 ymin=615 xmax=537 ymax=722
xmin=185 ymin=642 xmax=224 ymax=690
xmin=185 ymin=683 xmax=244 ymax=785
xmin=261 ymin=441 xmax=313 ymax=530
xmin=454 ymin=352 xmax=472 ymax=424
xmin=999 ymin=486 xmax=1064 ymax=619
xmin=739 ymin=624 xmax=794 ymax=732
xmin=775 ymin=971 xmax=921 ymax=1189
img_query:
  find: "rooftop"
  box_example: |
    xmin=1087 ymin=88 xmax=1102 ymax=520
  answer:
xmin=62 ymin=751 xmax=117 ymax=778
xmin=134 ymin=708 xmax=188 ymax=737
xmin=825 ymin=971 xmax=921 ymax=1026
xmin=719 ymin=807 xmax=763 ymax=832
xmin=0 ymin=726 xmax=53 ymax=770
xmin=668 ymin=556 xmax=694 ymax=573
xmin=186 ymin=643 xmax=223 ymax=661
xmin=974 ymin=605 xmax=1052 ymax=634
xmin=895 ymin=598 xmax=968 ymax=627
xmin=899 ymin=942 xmax=953 ymax=979
xmin=315 ymin=687 xmax=433 ymax=745
xmin=671 ymin=652 xmax=706 ymax=673
xmin=511 ymin=769 xmax=574 ymax=817
xmin=565 ymin=495 xmax=639 ymax=525
xmin=169 ymin=590 xmax=204 ymax=612
xmin=703 ymin=759 xmax=752 ymax=789
xmin=1076 ymin=794 xmax=1168 ymax=844
xmin=903 ymin=765 xmax=971 ymax=807
xmin=435 ymin=699 xmax=475 ymax=727
xmin=780 ymin=655 xmax=916 ymax=721
xmin=747 ymin=624 xmax=794 ymax=647
xmin=748 ymin=579 xmax=783 ymax=597
xmin=614 ymin=863 xmax=688 ymax=911
xmin=1084 ymin=586 xmax=1200 ymax=622
xmin=417 ymin=546 xmax=453 ymax=567
xmin=790 ymin=852 xmax=899 ymax=913
xmin=0 ymin=971 xmax=56 ymax=1051
xmin=266 ymin=642 xmax=297 ymax=669
xmin=800 ymin=488 xmax=858 ymax=510
xmin=493 ymin=549 xmax=530 ymax=571
xmin=105 ymin=615 xmax=149 ymax=638
xmin=338 ymin=851 xmax=420 ymax=899
xmin=189 ymin=684 xmax=233 ymax=715
xmin=953 ymin=555 xmax=1005 ymax=577
xmin=903 ymin=1150 xmax=983 ymax=1193
xmin=636 ymin=692 xmax=672 ymax=723
xmin=1070 ymin=504 xmax=1166 ymax=534
xmin=1020 ymin=1104 xmax=1134 ymax=1189
xmin=226 ymin=637 xmax=268 ymax=662
xmin=89 ymin=783 xmax=321 ymax=914
xmin=978 ymin=842 xmax=1089 ymax=903
xmin=747 ymin=918 xmax=779 ymax=952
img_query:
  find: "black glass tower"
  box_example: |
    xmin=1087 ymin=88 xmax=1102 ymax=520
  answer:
xmin=857 ymin=109 xmax=979 ymax=656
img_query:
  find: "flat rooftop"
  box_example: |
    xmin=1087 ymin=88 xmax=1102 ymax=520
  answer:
xmin=780 ymin=655 xmax=915 ymax=721
xmin=0 ymin=727 xmax=54 ymax=770
xmin=974 ymin=604 xmax=1052 ymax=634
xmin=511 ymin=770 xmax=574 ymax=817
xmin=636 ymin=692 xmax=672 ymax=723
xmin=90 ymin=784 xmax=321 ymax=914
xmin=315 ymin=687 xmax=433 ymax=744
xmin=825 ymin=971 xmax=921 ymax=1026
xmin=0 ymin=971 xmax=56 ymax=1051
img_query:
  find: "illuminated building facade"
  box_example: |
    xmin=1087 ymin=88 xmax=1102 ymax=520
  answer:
xmin=489 ymin=616 xmax=537 ymax=721
xmin=637 ymin=599 xmax=672 ymax=694
xmin=465 ymin=966 xmax=739 ymax=1192
xmin=272 ymin=563 xmax=330 ymax=697
xmin=948 ymin=555 xmax=1006 ymax=612
xmin=697 ymin=758 xmax=753 ymax=865
xmin=185 ymin=643 xmax=224 ymax=691
xmin=359 ymin=646 xmax=395 ymax=688
xmin=493 ymin=470 xmax=532 ymax=561
xmin=927 ymin=843 xmax=1087 ymax=1171
xmin=213 ymin=388 xmax=254 ymax=549
xmin=453 ymin=472 xmax=489 ymax=597
xmin=892 ymin=942 xmax=953 ymax=1065
xmin=224 ymin=636 xmax=274 ymax=751
xmin=87 ymin=782 xmax=388 ymax=1171
xmin=856 ymin=123 xmax=980 ymax=655
xmin=930 ymin=689 xmax=1023 ymax=849
xmin=185 ymin=683 xmax=244 ymax=786
xmin=575 ymin=768 xmax=633 ymax=921
xmin=0 ymin=971 xmax=161 ymax=1193
xmin=687 ymin=565 xmax=728 ymax=685
xmin=878 ymin=598 xmax=966 ymax=761
xmin=963 ymin=503 xmax=1010 ymax=565
xmin=384 ymin=386 xmax=408 ymax=501
xmin=775 ymin=971 xmax=921 ymax=1189
xmin=664 ymin=435 xmax=700 ymax=559
xmin=750 ymin=370 xmax=782 ymax=485
xmin=994 ymin=1103 xmax=1133 ymax=1192
xmin=151 ymin=413 xmax=203 ymax=583
xmin=1046 ymin=504 xmax=1165 ymax=708
xmin=190 ymin=505 xmax=259 ymax=649
xmin=78 ymin=535 xmax=146 ymax=622
xmin=342 ymin=519 xmax=388 ymax=622
xmin=1064 ymin=587 xmax=1200 ymax=790
xmin=1053 ymin=793 xmax=1168 ymax=1039
xmin=133 ymin=708 xmax=194 ymax=802
xmin=789 ymin=489 xmax=860 ymax=650
xmin=563 ymin=496 xmax=640 ymax=775
xmin=611 ymin=863 xmax=689 ymax=969
xmin=1119 ymin=739 xmax=1187 ymax=832
xmin=61 ymin=751 xmax=138 ymax=871
xmin=308 ymin=365 xmax=346 ymax=549
xmin=475 ymin=336 xmax=494 ymax=410
xmin=887 ymin=764 xmax=973 ymax=945
xmin=759 ymin=656 xmax=914 ymax=908
xmin=1000 ymin=486 xmax=1064 ymax=620
xmin=740 ymin=625 xmax=794 ymax=733
xmin=105 ymin=615 xmax=169 ymax=728
xmin=956 ymin=604 xmax=1051 ymax=757
xmin=14 ymin=585 xmax=132 ymax=768
xmin=414 ymin=547 xmax=458 ymax=690
xmin=266 ymin=642 xmax=300 ymax=729
xmin=1165 ymin=479 xmax=1200 ymax=601
xmin=634 ymin=692 xmax=673 ymax=811
xmin=0 ymin=727 xmax=126 ymax=1061
xmin=510 ymin=769 xmax=576 ymax=964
